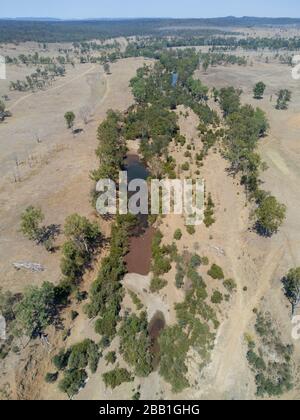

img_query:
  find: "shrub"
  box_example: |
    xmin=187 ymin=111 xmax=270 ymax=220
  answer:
xmin=201 ymin=256 xmax=209 ymax=266
xmin=105 ymin=351 xmax=117 ymax=366
xmin=181 ymin=162 xmax=190 ymax=171
xmin=129 ymin=291 xmax=144 ymax=310
xmin=211 ymin=291 xmax=223 ymax=304
xmin=53 ymin=349 xmax=70 ymax=371
xmin=71 ymin=311 xmax=79 ymax=321
xmin=102 ymin=368 xmax=133 ymax=389
xmin=20 ymin=206 xmax=44 ymax=242
xmin=208 ymin=264 xmax=224 ymax=280
xmin=159 ymin=326 xmax=190 ymax=393
xmin=223 ymin=278 xmax=237 ymax=293
xmin=150 ymin=277 xmax=168 ymax=293
xmin=45 ymin=372 xmax=58 ymax=384
xmin=174 ymin=229 xmax=183 ymax=241
xmin=175 ymin=263 xmax=185 ymax=289
xmin=186 ymin=225 xmax=195 ymax=235
xmin=94 ymin=309 xmax=119 ymax=339
xmin=59 ymin=369 xmax=87 ymax=397
xmin=190 ymin=254 xmax=201 ymax=268
xmin=204 ymin=193 xmax=215 ymax=228
xmin=15 ymin=282 xmax=62 ymax=338
xmin=119 ymin=312 xmax=152 ymax=377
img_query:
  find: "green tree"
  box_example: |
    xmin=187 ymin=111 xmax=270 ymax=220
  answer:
xmin=59 ymin=369 xmax=87 ymax=397
xmin=119 ymin=312 xmax=153 ymax=377
xmin=0 ymin=100 xmax=6 ymax=113
xmin=276 ymin=90 xmax=292 ymax=110
xmin=105 ymin=351 xmax=117 ymax=366
xmin=102 ymin=368 xmax=133 ymax=389
xmin=208 ymin=264 xmax=225 ymax=280
xmin=253 ymin=82 xmax=266 ymax=99
xmin=64 ymin=111 xmax=75 ymax=129
xmin=15 ymin=282 xmax=58 ymax=337
xmin=159 ymin=326 xmax=190 ymax=393
xmin=202 ymin=60 xmax=209 ymax=73
xmin=174 ymin=229 xmax=183 ymax=241
xmin=211 ymin=291 xmax=223 ymax=304
xmin=283 ymin=268 xmax=300 ymax=315
xmin=255 ymin=195 xmax=286 ymax=236
xmin=219 ymin=87 xmax=241 ymax=117
xmin=64 ymin=214 xmax=101 ymax=253
xmin=20 ymin=206 xmax=44 ymax=241
xmin=103 ymin=62 xmax=111 ymax=75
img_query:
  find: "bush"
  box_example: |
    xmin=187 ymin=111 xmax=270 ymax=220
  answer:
xmin=129 ymin=291 xmax=144 ymax=310
xmin=201 ymin=256 xmax=209 ymax=266
xmin=20 ymin=206 xmax=44 ymax=242
xmin=105 ymin=351 xmax=117 ymax=366
xmin=119 ymin=312 xmax=153 ymax=377
xmin=159 ymin=326 xmax=190 ymax=393
xmin=53 ymin=349 xmax=70 ymax=371
xmin=94 ymin=309 xmax=119 ymax=339
xmin=71 ymin=311 xmax=79 ymax=321
xmin=174 ymin=229 xmax=183 ymax=241
xmin=204 ymin=193 xmax=215 ymax=228
xmin=45 ymin=372 xmax=59 ymax=384
xmin=15 ymin=282 xmax=62 ymax=338
xmin=186 ymin=225 xmax=195 ymax=235
xmin=190 ymin=254 xmax=201 ymax=268
xmin=102 ymin=368 xmax=133 ymax=389
xmin=223 ymin=278 xmax=237 ymax=293
xmin=150 ymin=277 xmax=168 ymax=293
xmin=208 ymin=264 xmax=224 ymax=280
xmin=181 ymin=162 xmax=190 ymax=171
xmin=151 ymin=231 xmax=172 ymax=276
xmin=211 ymin=291 xmax=223 ymax=304
xmin=59 ymin=369 xmax=87 ymax=397
xmin=175 ymin=264 xmax=185 ymax=289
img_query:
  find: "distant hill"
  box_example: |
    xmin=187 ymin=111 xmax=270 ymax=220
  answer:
xmin=0 ymin=17 xmax=62 ymax=21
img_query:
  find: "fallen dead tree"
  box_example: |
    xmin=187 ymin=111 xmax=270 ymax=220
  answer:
xmin=13 ymin=262 xmax=45 ymax=272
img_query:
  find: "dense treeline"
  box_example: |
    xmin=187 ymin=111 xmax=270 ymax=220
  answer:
xmin=216 ymin=87 xmax=286 ymax=235
xmin=0 ymin=19 xmax=235 ymax=43
xmin=159 ymin=253 xmax=219 ymax=392
xmin=85 ymin=214 xmax=137 ymax=342
xmin=1 ymin=17 xmax=300 ymax=43
xmin=246 ymin=312 xmax=294 ymax=397
xmin=92 ymin=110 xmax=126 ymax=183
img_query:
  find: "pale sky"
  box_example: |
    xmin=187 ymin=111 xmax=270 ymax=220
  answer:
xmin=0 ymin=0 xmax=300 ymax=19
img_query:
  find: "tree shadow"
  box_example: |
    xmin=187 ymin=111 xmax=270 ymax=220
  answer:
xmin=37 ymin=224 xmax=61 ymax=252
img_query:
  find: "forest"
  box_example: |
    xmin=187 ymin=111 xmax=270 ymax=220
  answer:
xmin=2 ymin=17 xmax=300 ymax=43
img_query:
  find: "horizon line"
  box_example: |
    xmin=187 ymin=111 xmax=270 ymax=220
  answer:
xmin=1 ymin=15 xmax=300 ymax=21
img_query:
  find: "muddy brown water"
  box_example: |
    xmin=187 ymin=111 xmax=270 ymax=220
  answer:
xmin=124 ymin=154 xmax=156 ymax=276
xmin=148 ymin=311 xmax=166 ymax=370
